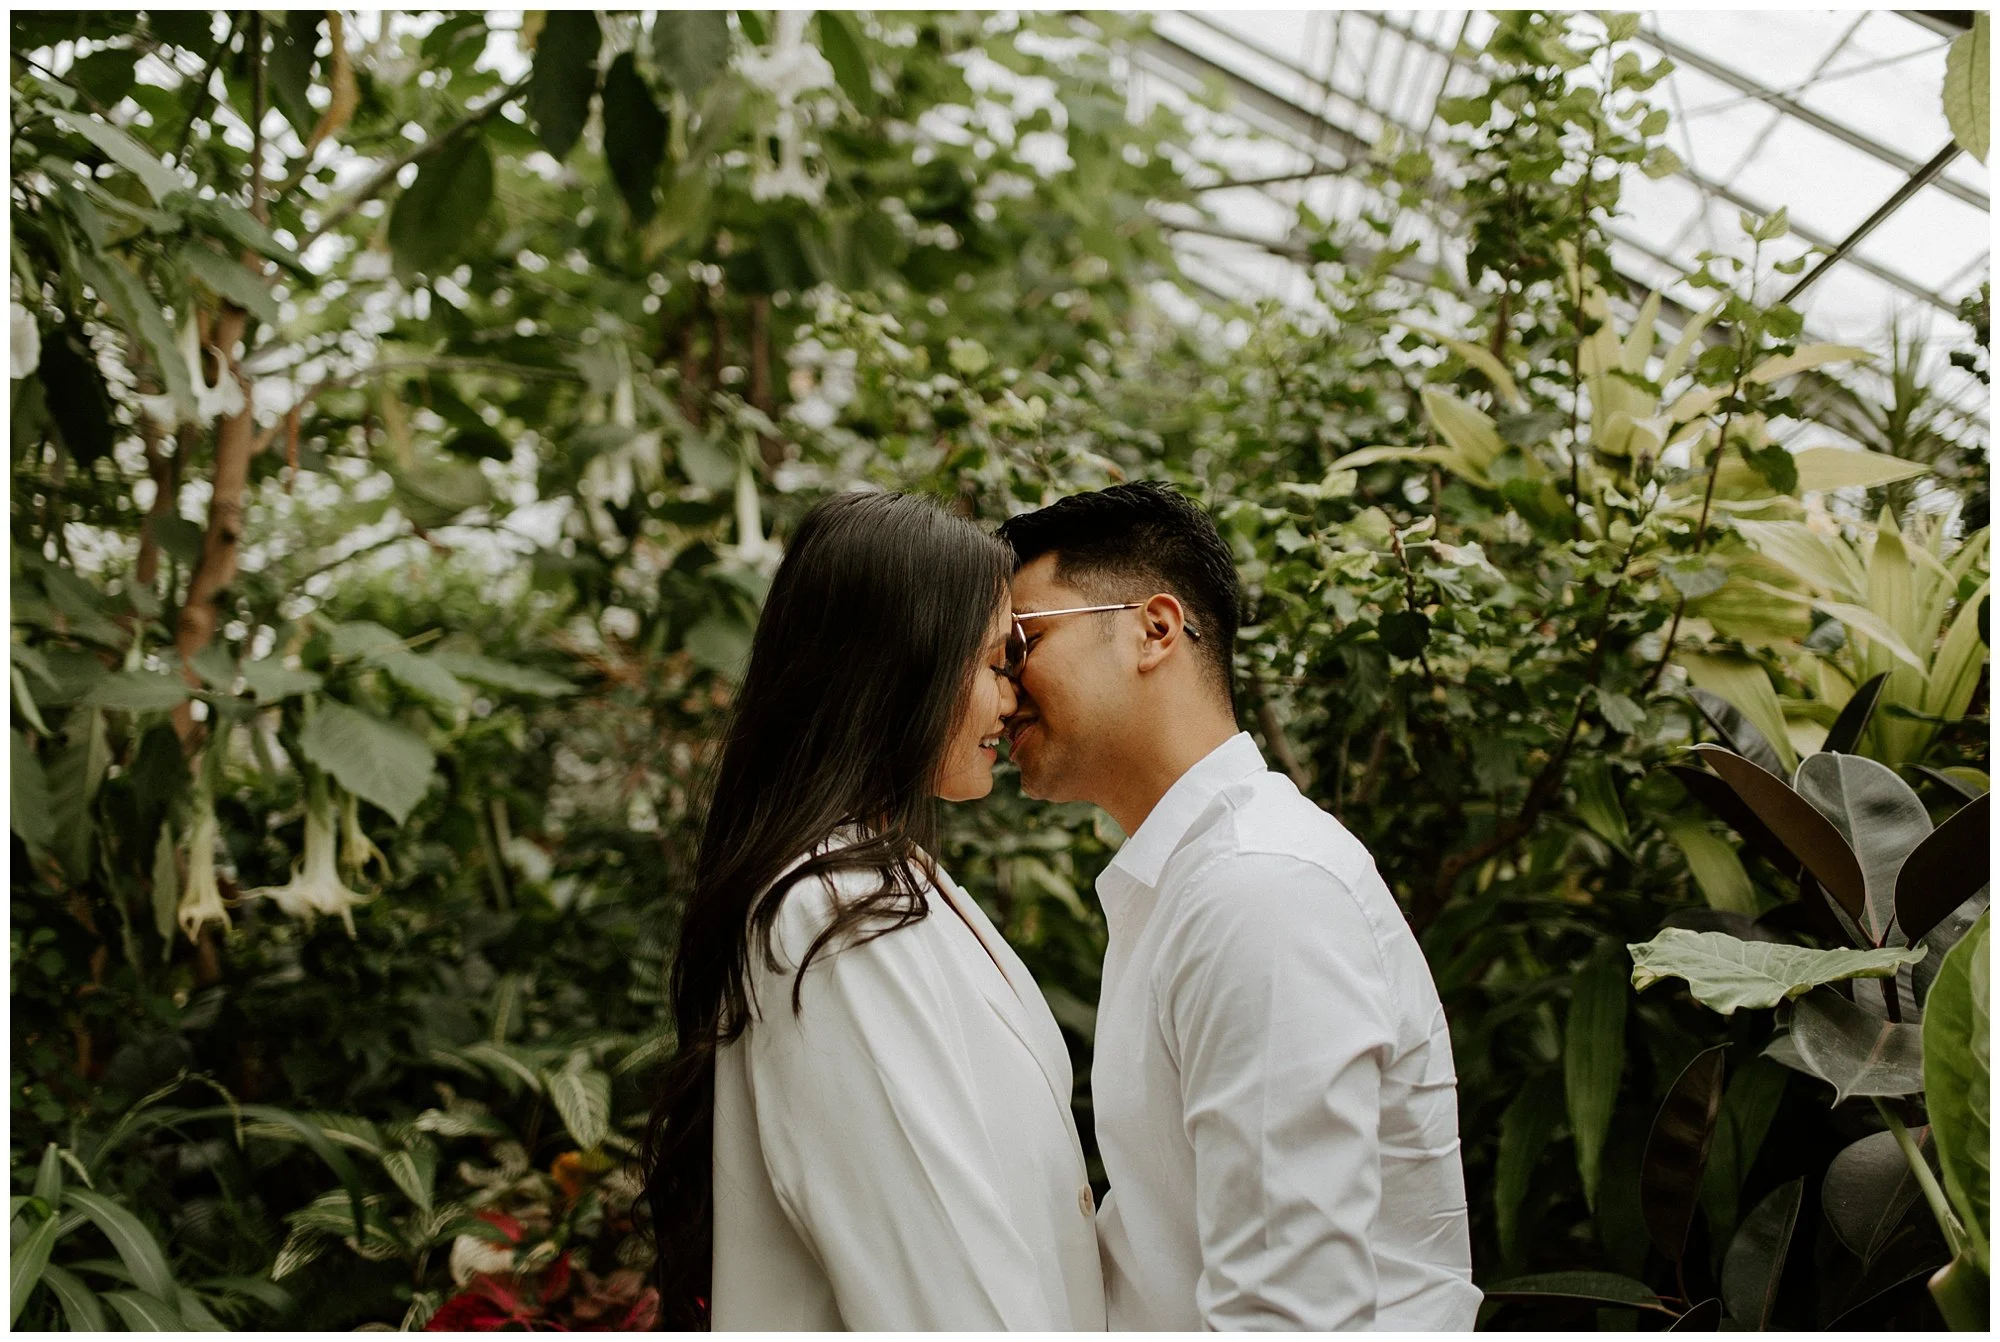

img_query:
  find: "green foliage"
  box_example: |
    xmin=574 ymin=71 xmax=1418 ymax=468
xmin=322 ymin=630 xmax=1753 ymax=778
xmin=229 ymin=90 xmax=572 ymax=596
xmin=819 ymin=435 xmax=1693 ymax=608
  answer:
xmin=8 ymin=7 xmax=1987 ymax=1332
xmin=1630 ymin=931 xmax=1926 ymax=1014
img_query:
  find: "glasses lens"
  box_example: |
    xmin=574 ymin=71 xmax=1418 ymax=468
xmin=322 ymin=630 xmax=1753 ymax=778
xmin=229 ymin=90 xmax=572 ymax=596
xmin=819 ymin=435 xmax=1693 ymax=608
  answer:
xmin=1004 ymin=621 xmax=1027 ymax=678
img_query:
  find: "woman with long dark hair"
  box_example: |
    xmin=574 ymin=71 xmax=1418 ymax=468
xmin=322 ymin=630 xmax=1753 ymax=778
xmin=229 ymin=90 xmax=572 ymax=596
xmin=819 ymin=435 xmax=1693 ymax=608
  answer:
xmin=643 ymin=491 xmax=1104 ymax=1330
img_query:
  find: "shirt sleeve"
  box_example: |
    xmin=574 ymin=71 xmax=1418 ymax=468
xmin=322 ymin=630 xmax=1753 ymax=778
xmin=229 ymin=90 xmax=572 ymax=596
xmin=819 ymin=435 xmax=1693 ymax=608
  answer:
xmin=744 ymin=905 xmax=1063 ymax=1330
xmin=1159 ymin=851 xmax=1398 ymax=1330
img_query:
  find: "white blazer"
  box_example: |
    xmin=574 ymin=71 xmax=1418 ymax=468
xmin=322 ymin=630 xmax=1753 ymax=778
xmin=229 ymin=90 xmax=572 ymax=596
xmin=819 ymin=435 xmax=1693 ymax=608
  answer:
xmin=709 ymin=844 xmax=1106 ymax=1330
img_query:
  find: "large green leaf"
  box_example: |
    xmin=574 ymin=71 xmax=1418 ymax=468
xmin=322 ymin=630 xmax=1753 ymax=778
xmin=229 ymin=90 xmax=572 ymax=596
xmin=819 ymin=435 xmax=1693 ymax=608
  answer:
xmin=79 ymin=670 xmax=191 ymax=714
xmin=1684 ymin=660 xmax=1799 ymax=778
xmin=12 ymin=729 xmax=55 ymax=855
xmin=1687 ymin=687 xmax=1787 ymax=779
xmin=45 ymin=106 xmax=185 ymax=203
xmin=387 ymin=134 xmax=495 ymax=279
xmin=1641 ymin=1045 xmax=1727 ymax=1264
xmin=1896 ymin=793 xmax=1989 ymax=946
xmin=542 ymin=1061 xmax=612 ymax=1151
xmin=1419 ymin=386 xmax=1503 ymax=481
xmin=1667 ymin=763 xmax=1799 ymax=880
xmin=1823 ymin=672 xmax=1889 ymax=756
xmin=526 ymin=10 xmax=600 ymax=160
xmin=1791 ymin=446 xmax=1932 ymax=494
xmin=1719 ymin=1178 xmax=1802 ymax=1330
xmin=45 ymin=709 xmax=110 ymax=881
xmin=378 ymin=652 xmax=468 ymax=717
xmin=429 ymin=652 xmax=575 ymax=697
xmin=1822 ymin=1129 xmax=1931 ymax=1267
xmin=187 ymin=1105 xmax=369 ymax=1242
xmin=62 ymin=1190 xmax=175 ymax=1301
xmin=1793 ymin=753 xmax=1932 ymax=944
xmin=1780 ymin=987 xmax=1925 ymax=1104
xmin=1699 ymin=1056 xmax=1788 ymax=1237
xmin=74 ymin=253 xmax=198 ymax=421
xmin=816 ymin=10 xmax=876 ymax=115
xmin=1629 ymin=929 xmax=1925 ymax=1014
xmin=10 ymin=1207 xmax=64 ymax=1325
xmin=102 ymin=1289 xmax=188 ymax=1331
xmin=1924 ymin=911 xmax=1990 ymax=1272
xmin=1661 ymin=816 xmax=1757 ymax=915
xmin=1565 ymin=943 xmax=1627 ymax=1210
xmin=380 ymin=1144 xmax=437 ymax=1214
xmin=237 ymin=659 xmax=323 ymax=703
xmin=1483 ymin=1271 xmax=1675 ymax=1316
xmin=1944 ymin=13 xmax=1989 ymax=164
xmin=1693 ymin=746 xmax=1867 ymax=932
xmin=1570 ymin=757 xmax=1630 ymax=854
xmin=390 ymin=455 xmax=495 ymax=528
xmin=652 ymin=10 xmax=732 ymax=96
xmin=37 ymin=1265 xmax=107 ymax=1333
xmin=179 ymin=244 xmax=278 ymax=326
xmin=294 ymin=700 xmax=436 ymax=825
xmin=602 ymin=52 xmax=667 ymax=223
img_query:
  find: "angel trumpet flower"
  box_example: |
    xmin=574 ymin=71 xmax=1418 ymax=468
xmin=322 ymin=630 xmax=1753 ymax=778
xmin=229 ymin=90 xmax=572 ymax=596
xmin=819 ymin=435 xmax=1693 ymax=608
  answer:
xmin=176 ymin=795 xmax=232 ymax=943
xmin=244 ymin=773 xmax=373 ymax=938
xmin=339 ymin=786 xmax=391 ymax=883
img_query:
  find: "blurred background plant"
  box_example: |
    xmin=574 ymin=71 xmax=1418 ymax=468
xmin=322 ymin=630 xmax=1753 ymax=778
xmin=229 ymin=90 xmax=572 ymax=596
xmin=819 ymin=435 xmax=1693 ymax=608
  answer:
xmin=10 ymin=8 xmax=1987 ymax=1331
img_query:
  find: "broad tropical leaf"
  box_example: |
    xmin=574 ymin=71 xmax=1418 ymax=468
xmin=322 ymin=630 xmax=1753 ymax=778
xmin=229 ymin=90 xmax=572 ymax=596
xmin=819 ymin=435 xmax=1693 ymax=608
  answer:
xmin=1793 ymin=753 xmax=1931 ymax=944
xmin=62 ymin=1190 xmax=176 ymax=1301
xmin=1821 ymin=1129 xmax=1931 ymax=1267
xmin=1896 ymin=793 xmax=1989 ymax=945
xmin=1692 ymin=746 xmax=1868 ymax=929
xmin=543 ymin=1063 xmax=613 ymax=1152
xmin=1641 ymin=1045 xmax=1727 ymax=1264
xmin=1629 ymin=929 xmax=1925 ymax=1013
xmin=1566 ymin=944 xmax=1628 ymax=1210
xmin=294 ymin=700 xmax=436 ymax=826
xmin=525 ymin=10 xmax=601 ymax=160
xmin=1719 ymin=1178 xmax=1802 ymax=1330
xmin=1924 ymin=911 xmax=1990 ymax=1272
xmin=1780 ymin=988 xmax=1925 ymax=1104
xmin=1944 ymin=13 xmax=1989 ymax=164
xmin=1483 ymin=1271 xmax=1675 ymax=1315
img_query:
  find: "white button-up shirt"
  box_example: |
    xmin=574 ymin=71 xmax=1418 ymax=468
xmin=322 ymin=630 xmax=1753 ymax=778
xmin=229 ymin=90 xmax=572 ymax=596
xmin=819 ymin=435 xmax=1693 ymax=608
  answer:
xmin=711 ymin=848 xmax=1104 ymax=1330
xmin=1093 ymin=733 xmax=1481 ymax=1330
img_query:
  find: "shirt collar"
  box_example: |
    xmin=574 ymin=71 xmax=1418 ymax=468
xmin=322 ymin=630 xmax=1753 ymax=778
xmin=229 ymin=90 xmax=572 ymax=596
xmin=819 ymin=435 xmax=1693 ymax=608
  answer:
xmin=1103 ymin=732 xmax=1266 ymax=892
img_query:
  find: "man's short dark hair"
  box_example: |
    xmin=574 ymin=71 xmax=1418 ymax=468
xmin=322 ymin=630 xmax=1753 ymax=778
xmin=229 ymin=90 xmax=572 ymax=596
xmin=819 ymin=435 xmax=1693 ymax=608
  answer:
xmin=996 ymin=481 xmax=1240 ymax=699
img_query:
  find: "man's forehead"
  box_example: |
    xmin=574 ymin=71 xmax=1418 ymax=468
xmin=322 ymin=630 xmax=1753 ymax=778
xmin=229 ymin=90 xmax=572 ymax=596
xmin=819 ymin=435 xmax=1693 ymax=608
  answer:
xmin=1008 ymin=554 xmax=1083 ymax=608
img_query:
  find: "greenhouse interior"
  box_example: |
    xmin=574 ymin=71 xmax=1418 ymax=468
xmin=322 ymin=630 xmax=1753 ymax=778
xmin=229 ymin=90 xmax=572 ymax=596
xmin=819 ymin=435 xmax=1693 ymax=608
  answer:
xmin=8 ymin=8 xmax=1991 ymax=1333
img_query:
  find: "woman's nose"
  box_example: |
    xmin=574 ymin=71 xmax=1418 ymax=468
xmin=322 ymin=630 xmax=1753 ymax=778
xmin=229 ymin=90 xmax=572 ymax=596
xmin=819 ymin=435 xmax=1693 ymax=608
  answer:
xmin=997 ymin=671 xmax=1018 ymax=716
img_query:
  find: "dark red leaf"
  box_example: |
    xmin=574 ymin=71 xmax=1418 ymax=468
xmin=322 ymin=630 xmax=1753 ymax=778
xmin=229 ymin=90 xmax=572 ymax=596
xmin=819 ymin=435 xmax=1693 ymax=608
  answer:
xmin=1641 ymin=1044 xmax=1728 ymax=1264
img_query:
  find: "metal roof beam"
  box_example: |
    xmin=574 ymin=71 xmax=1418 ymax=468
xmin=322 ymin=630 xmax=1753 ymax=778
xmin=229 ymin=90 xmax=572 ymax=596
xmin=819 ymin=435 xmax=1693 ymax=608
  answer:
xmin=1630 ymin=25 xmax=1986 ymax=212
xmin=1348 ymin=10 xmax=1970 ymax=317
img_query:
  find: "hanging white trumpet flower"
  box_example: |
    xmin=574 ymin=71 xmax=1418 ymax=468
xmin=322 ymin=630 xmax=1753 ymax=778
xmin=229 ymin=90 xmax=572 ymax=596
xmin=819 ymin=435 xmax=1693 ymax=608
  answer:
xmin=738 ymin=10 xmax=835 ymax=107
xmin=177 ymin=795 xmax=233 ymax=943
xmin=751 ymin=108 xmax=826 ymax=205
xmin=11 ymin=302 xmax=41 ymax=380
xmin=732 ymin=448 xmax=778 ymax=568
xmin=243 ymin=772 xmax=373 ymax=938
xmin=135 ymin=315 xmax=247 ymax=429
xmin=339 ymin=786 xmax=391 ymax=883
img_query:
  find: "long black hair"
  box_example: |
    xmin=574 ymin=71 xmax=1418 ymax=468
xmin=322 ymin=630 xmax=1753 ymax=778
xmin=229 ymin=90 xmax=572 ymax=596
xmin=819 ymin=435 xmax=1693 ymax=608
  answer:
xmin=642 ymin=490 xmax=1013 ymax=1328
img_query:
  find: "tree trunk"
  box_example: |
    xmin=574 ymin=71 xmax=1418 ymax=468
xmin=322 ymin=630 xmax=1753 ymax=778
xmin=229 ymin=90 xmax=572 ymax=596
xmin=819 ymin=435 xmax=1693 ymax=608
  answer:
xmin=171 ymin=306 xmax=254 ymax=743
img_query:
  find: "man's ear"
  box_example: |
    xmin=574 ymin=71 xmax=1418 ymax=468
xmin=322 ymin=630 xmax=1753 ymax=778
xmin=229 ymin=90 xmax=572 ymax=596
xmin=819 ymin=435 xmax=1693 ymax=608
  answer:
xmin=1135 ymin=593 xmax=1190 ymax=673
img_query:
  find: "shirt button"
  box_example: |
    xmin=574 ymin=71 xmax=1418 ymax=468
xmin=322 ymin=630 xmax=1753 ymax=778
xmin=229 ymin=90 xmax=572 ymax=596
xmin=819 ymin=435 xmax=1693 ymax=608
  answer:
xmin=1078 ymin=1183 xmax=1095 ymax=1218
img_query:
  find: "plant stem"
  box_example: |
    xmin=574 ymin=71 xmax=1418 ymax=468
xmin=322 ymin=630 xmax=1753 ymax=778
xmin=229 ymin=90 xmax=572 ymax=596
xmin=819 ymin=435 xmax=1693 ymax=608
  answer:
xmin=296 ymin=74 xmax=531 ymax=249
xmin=1874 ymin=1098 xmax=1966 ymax=1258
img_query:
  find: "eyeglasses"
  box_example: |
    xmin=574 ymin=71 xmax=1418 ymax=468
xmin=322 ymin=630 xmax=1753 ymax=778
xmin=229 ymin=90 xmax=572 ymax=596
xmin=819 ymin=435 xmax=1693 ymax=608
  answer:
xmin=1003 ymin=603 xmax=1202 ymax=680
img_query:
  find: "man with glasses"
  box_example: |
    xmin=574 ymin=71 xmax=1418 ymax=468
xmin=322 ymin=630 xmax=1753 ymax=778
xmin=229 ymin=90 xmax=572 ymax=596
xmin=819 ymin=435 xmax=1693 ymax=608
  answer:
xmin=995 ymin=481 xmax=1479 ymax=1331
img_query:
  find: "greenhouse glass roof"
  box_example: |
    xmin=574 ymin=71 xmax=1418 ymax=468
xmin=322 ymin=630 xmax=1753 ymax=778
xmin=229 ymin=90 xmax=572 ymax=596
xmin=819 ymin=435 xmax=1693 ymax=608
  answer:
xmin=1130 ymin=9 xmax=1989 ymax=439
